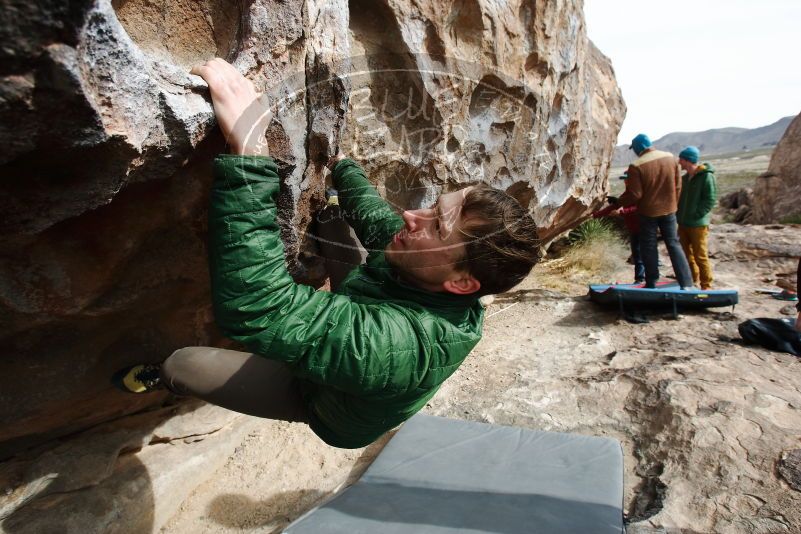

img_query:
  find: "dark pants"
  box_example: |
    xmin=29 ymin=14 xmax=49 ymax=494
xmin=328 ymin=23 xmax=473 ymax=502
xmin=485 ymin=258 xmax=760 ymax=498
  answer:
xmin=630 ymin=232 xmax=645 ymax=283
xmin=639 ymin=213 xmax=693 ymax=289
xmin=161 ymin=204 xmax=365 ymax=423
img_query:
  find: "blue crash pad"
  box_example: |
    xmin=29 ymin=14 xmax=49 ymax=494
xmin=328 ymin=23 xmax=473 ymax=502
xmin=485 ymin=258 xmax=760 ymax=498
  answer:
xmin=589 ymin=280 xmax=738 ymax=309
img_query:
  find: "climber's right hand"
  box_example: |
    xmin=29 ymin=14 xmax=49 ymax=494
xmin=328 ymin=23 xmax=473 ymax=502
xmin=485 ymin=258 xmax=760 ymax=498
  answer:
xmin=326 ymin=153 xmax=347 ymax=171
xmin=190 ymin=58 xmax=273 ymax=156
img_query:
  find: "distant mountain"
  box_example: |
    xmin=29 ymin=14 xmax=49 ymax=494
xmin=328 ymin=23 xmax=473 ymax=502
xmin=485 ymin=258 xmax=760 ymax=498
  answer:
xmin=612 ymin=115 xmax=795 ymax=167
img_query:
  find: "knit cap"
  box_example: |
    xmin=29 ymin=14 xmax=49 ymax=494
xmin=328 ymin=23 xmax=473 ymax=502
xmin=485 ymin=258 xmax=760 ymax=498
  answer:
xmin=678 ymin=146 xmax=700 ymax=163
xmin=630 ymin=134 xmax=652 ymax=155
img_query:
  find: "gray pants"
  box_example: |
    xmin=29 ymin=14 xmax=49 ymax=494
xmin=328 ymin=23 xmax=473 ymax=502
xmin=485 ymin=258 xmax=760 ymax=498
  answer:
xmin=162 ymin=347 xmax=308 ymax=422
xmin=161 ymin=205 xmax=366 ymax=422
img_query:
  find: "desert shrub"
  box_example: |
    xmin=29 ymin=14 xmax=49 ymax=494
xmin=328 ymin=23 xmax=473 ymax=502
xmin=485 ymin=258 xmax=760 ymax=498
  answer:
xmin=567 ymin=218 xmax=619 ymax=246
xmin=535 ymin=218 xmax=630 ymax=290
xmin=562 ymin=219 xmax=628 ymax=276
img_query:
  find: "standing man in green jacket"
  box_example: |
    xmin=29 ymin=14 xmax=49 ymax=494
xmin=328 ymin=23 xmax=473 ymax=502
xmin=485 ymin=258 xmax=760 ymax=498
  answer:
xmin=113 ymin=59 xmax=541 ymax=448
xmin=676 ymin=146 xmax=717 ymax=290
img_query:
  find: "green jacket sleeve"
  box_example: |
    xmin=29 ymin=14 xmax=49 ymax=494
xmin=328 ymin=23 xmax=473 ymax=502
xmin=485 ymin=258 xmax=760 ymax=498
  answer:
xmin=696 ymin=173 xmax=717 ymax=218
xmin=209 ymin=155 xmax=424 ymax=396
xmin=331 ymin=158 xmax=404 ymax=252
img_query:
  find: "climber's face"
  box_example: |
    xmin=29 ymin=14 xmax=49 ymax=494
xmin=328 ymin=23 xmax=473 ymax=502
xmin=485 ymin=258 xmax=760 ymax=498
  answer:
xmin=385 ymin=187 xmax=481 ymax=295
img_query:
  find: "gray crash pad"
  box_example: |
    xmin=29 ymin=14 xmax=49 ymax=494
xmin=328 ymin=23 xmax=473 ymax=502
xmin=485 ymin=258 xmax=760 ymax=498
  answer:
xmin=285 ymin=414 xmax=624 ymax=533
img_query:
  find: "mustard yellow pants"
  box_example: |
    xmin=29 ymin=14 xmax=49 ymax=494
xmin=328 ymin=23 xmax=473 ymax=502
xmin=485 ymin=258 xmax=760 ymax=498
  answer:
xmin=678 ymin=225 xmax=713 ymax=289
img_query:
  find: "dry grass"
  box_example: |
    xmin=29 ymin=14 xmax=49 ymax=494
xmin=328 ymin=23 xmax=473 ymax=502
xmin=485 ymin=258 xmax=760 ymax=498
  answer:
xmin=537 ymin=234 xmax=633 ymax=292
xmin=563 ymin=237 xmax=628 ymax=275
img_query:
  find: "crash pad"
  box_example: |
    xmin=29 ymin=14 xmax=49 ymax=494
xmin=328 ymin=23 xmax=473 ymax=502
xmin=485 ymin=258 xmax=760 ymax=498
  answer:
xmin=589 ymin=280 xmax=738 ymax=310
xmin=284 ymin=414 xmax=624 ymax=533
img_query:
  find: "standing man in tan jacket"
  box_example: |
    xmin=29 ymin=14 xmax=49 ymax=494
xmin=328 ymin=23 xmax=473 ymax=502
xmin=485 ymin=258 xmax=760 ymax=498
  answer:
xmin=618 ymin=133 xmax=693 ymax=289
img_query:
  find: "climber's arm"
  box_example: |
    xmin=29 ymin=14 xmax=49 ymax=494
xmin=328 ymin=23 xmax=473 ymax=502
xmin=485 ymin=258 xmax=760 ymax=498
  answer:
xmin=326 ymin=156 xmax=404 ymax=252
xmin=190 ymin=58 xmax=273 ymax=156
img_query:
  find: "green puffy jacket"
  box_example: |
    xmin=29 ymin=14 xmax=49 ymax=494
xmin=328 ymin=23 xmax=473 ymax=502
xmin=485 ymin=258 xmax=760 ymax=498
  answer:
xmin=677 ymin=163 xmax=717 ymax=227
xmin=209 ymin=155 xmax=484 ymax=448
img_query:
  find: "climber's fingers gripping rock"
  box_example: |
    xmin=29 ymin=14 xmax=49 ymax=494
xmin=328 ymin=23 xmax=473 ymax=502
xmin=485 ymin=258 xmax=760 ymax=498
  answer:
xmin=191 ymin=58 xmax=273 ymax=156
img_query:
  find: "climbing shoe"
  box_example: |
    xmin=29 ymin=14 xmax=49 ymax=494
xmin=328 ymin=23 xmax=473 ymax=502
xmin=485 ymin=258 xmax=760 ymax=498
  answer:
xmin=325 ymin=187 xmax=339 ymax=206
xmin=112 ymin=363 xmax=164 ymax=393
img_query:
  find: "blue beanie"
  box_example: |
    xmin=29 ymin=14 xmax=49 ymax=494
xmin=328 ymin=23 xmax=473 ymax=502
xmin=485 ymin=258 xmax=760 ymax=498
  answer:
xmin=678 ymin=146 xmax=700 ymax=163
xmin=630 ymin=133 xmax=652 ymax=155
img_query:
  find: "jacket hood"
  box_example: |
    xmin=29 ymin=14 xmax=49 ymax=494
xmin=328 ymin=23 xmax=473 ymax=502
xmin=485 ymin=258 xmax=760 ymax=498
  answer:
xmin=686 ymin=162 xmax=715 ymax=177
xmin=696 ymin=162 xmax=715 ymax=174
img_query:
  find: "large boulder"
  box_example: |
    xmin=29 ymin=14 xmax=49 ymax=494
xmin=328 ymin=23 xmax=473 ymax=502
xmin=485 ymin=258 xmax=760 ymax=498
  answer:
xmin=752 ymin=111 xmax=801 ymax=223
xmin=0 ymin=0 xmax=624 ymax=461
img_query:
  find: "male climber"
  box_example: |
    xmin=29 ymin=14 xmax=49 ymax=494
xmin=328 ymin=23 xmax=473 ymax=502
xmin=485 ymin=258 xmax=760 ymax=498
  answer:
xmin=114 ymin=58 xmax=541 ymax=448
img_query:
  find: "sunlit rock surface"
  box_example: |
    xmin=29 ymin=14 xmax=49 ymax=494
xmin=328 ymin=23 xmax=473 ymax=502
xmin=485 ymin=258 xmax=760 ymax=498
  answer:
xmin=752 ymin=111 xmax=801 ymax=223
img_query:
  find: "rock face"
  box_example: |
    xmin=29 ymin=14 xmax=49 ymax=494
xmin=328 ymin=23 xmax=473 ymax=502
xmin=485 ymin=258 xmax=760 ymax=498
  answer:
xmin=752 ymin=111 xmax=801 ymax=223
xmin=718 ymin=187 xmax=754 ymax=224
xmin=0 ymin=0 xmax=623 ymax=461
xmin=0 ymin=401 xmax=263 ymax=533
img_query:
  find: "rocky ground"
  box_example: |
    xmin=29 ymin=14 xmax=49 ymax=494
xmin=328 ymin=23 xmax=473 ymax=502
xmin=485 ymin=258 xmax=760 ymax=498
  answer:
xmin=2 ymin=223 xmax=799 ymax=533
xmin=156 ymin=223 xmax=801 ymax=534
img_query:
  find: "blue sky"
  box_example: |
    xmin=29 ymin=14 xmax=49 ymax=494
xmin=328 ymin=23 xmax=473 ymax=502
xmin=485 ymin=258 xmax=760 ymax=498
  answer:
xmin=584 ymin=0 xmax=801 ymax=144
